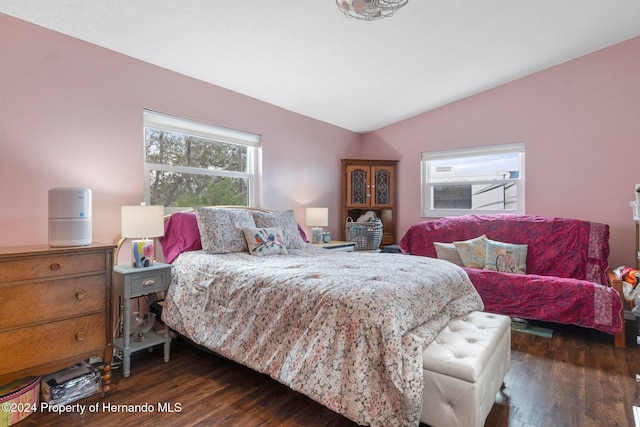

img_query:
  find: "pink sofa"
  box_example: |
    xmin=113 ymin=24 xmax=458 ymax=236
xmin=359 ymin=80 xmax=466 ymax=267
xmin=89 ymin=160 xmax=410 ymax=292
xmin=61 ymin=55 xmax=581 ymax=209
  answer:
xmin=399 ymin=215 xmax=624 ymax=342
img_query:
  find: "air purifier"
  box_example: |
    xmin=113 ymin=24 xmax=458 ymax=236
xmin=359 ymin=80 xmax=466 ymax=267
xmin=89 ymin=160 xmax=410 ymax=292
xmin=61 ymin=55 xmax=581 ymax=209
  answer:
xmin=48 ymin=187 xmax=92 ymax=247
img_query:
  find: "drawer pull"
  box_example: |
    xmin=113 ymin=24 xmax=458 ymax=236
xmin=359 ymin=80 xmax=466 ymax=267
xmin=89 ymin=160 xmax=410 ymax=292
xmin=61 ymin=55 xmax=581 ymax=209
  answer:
xmin=50 ymin=262 xmax=61 ymax=271
xmin=76 ymin=290 xmax=87 ymax=300
xmin=76 ymin=333 xmax=86 ymax=341
xmin=142 ymin=279 xmax=155 ymax=286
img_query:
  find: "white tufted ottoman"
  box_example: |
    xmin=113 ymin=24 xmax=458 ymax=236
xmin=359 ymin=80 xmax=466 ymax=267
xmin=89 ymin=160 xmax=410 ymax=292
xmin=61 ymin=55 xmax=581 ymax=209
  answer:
xmin=420 ymin=311 xmax=511 ymax=427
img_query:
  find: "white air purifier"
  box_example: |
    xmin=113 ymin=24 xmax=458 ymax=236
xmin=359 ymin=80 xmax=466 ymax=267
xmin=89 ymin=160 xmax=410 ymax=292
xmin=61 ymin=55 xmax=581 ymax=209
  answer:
xmin=48 ymin=187 xmax=92 ymax=247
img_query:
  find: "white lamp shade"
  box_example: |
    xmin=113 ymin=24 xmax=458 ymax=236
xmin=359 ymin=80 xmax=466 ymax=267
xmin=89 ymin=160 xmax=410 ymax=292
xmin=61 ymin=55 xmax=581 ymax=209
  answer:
xmin=121 ymin=205 xmax=165 ymax=238
xmin=306 ymin=207 xmax=328 ymax=227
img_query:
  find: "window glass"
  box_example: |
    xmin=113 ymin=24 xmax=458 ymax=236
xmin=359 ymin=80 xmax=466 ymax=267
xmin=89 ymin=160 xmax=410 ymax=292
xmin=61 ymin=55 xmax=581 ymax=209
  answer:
xmin=143 ymin=110 xmax=260 ymax=207
xmin=421 ymin=143 xmax=525 ymax=216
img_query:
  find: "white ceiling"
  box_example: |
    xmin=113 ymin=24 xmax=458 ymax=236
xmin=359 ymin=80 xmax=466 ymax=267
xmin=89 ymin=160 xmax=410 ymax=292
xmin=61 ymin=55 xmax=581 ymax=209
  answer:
xmin=2 ymin=1 xmax=640 ymax=133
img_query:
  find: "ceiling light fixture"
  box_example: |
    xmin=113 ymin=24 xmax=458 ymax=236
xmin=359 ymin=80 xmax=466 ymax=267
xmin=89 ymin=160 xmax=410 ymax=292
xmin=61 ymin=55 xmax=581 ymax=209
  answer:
xmin=337 ymin=0 xmax=408 ymax=21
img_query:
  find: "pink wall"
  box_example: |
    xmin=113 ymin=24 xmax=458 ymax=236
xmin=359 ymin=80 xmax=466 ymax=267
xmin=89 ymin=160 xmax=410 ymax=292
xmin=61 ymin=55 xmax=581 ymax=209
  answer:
xmin=0 ymin=14 xmax=361 ymax=249
xmin=2 ymin=13 xmax=638 ymax=269
xmin=362 ymin=36 xmax=640 ymax=268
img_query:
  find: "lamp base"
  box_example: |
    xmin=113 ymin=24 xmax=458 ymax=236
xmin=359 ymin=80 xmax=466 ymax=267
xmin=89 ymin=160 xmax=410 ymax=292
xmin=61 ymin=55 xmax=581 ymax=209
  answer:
xmin=311 ymin=228 xmax=323 ymax=244
xmin=132 ymin=239 xmax=155 ymax=268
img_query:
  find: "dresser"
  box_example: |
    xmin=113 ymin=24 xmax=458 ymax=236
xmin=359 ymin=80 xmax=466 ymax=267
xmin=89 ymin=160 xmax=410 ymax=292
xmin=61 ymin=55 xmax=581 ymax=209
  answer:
xmin=0 ymin=243 xmax=114 ymax=394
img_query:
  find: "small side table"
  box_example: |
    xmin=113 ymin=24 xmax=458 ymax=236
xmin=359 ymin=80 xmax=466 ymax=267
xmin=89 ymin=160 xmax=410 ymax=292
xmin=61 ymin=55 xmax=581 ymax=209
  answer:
xmin=313 ymin=240 xmax=356 ymax=252
xmin=113 ymin=262 xmax=172 ymax=377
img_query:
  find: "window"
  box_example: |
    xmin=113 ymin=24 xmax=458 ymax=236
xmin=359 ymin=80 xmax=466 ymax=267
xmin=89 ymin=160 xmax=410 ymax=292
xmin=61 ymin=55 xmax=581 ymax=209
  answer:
xmin=143 ymin=110 xmax=261 ymax=208
xmin=421 ymin=143 xmax=525 ymax=217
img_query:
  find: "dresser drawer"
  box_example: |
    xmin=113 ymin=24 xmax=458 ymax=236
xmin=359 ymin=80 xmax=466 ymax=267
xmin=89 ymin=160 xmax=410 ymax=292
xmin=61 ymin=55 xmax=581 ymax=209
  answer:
xmin=0 ymin=251 xmax=107 ymax=282
xmin=0 ymin=313 xmax=105 ymax=377
xmin=0 ymin=275 xmax=106 ymax=330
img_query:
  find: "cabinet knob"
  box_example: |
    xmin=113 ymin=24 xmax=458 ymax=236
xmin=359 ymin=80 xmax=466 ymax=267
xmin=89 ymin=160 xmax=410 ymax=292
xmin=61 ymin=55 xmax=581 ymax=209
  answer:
xmin=142 ymin=279 xmax=155 ymax=286
xmin=50 ymin=262 xmax=61 ymax=271
xmin=76 ymin=290 xmax=87 ymax=300
xmin=76 ymin=333 xmax=86 ymax=341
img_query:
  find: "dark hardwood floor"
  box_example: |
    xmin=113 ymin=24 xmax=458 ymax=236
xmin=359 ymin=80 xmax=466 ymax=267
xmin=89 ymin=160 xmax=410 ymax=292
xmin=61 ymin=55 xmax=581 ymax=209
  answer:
xmin=21 ymin=319 xmax=640 ymax=427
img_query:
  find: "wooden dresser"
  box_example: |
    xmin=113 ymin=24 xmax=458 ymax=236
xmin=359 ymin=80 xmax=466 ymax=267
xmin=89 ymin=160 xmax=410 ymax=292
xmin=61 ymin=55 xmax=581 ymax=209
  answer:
xmin=0 ymin=243 xmax=114 ymax=393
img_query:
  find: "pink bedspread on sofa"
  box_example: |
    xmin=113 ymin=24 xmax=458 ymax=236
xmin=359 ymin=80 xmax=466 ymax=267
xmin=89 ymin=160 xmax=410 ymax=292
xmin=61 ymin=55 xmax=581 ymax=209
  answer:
xmin=399 ymin=215 xmax=623 ymax=334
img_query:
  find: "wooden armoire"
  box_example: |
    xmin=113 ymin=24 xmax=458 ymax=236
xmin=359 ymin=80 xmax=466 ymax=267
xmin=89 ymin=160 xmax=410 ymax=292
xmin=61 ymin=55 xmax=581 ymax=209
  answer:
xmin=340 ymin=159 xmax=398 ymax=247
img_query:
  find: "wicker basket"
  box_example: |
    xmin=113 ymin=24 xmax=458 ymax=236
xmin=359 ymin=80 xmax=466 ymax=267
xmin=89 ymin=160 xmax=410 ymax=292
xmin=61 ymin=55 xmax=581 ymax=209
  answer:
xmin=345 ymin=217 xmax=383 ymax=251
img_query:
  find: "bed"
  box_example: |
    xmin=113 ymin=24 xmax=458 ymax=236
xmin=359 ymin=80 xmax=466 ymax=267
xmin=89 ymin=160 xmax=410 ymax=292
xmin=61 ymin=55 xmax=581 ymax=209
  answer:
xmin=159 ymin=207 xmax=506 ymax=426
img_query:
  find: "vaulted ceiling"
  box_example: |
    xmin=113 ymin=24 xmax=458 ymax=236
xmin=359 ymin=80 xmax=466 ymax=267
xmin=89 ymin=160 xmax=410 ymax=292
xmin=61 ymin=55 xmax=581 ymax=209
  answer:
xmin=2 ymin=1 xmax=639 ymax=132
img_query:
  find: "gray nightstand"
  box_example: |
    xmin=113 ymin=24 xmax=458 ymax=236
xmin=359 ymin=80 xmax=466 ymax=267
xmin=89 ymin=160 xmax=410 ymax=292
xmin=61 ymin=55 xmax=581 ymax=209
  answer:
xmin=113 ymin=262 xmax=172 ymax=377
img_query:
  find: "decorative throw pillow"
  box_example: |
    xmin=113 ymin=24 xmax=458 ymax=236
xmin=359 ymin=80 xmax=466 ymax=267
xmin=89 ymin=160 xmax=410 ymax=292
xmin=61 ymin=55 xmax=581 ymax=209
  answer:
xmin=243 ymin=227 xmax=288 ymax=256
xmin=483 ymin=239 xmax=528 ymax=274
xmin=195 ymin=207 xmax=256 ymax=254
xmin=453 ymin=235 xmax=488 ymax=269
xmin=433 ymin=242 xmax=464 ymax=266
xmin=252 ymin=210 xmax=306 ymax=249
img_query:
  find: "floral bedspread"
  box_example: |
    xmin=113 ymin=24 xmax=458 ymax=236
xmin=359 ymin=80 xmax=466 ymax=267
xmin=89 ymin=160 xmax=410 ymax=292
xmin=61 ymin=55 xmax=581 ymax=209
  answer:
xmin=162 ymin=247 xmax=483 ymax=426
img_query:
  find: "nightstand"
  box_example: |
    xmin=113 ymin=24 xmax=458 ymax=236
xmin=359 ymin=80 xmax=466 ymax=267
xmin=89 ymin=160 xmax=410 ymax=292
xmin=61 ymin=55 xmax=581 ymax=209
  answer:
xmin=113 ymin=262 xmax=172 ymax=377
xmin=313 ymin=240 xmax=356 ymax=252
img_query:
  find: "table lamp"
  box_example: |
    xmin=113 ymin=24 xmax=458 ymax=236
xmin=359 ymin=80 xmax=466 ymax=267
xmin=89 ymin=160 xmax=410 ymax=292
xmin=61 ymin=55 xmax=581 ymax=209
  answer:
xmin=118 ymin=204 xmax=165 ymax=267
xmin=306 ymin=207 xmax=328 ymax=244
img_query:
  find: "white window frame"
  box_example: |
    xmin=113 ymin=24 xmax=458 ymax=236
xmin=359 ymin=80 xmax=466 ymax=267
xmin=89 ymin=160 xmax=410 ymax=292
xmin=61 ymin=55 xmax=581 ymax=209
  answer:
xmin=143 ymin=110 xmax=261 ymax=209
xmin=421 ymin=142 xmax=525 ymax=217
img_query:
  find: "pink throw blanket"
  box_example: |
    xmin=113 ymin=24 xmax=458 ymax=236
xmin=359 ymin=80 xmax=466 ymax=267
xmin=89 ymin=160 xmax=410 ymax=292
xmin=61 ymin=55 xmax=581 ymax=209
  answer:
xmin=399 ymin=215 xmax=622 ymax=334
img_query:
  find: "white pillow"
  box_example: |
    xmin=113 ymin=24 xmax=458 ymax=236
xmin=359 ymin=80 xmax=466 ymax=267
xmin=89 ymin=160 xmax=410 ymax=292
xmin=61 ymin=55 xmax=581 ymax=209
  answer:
xmin=243 ymin=227 xmax=288 ymax=256
xmin=433 ymin=242 xmax=464 ymax=266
